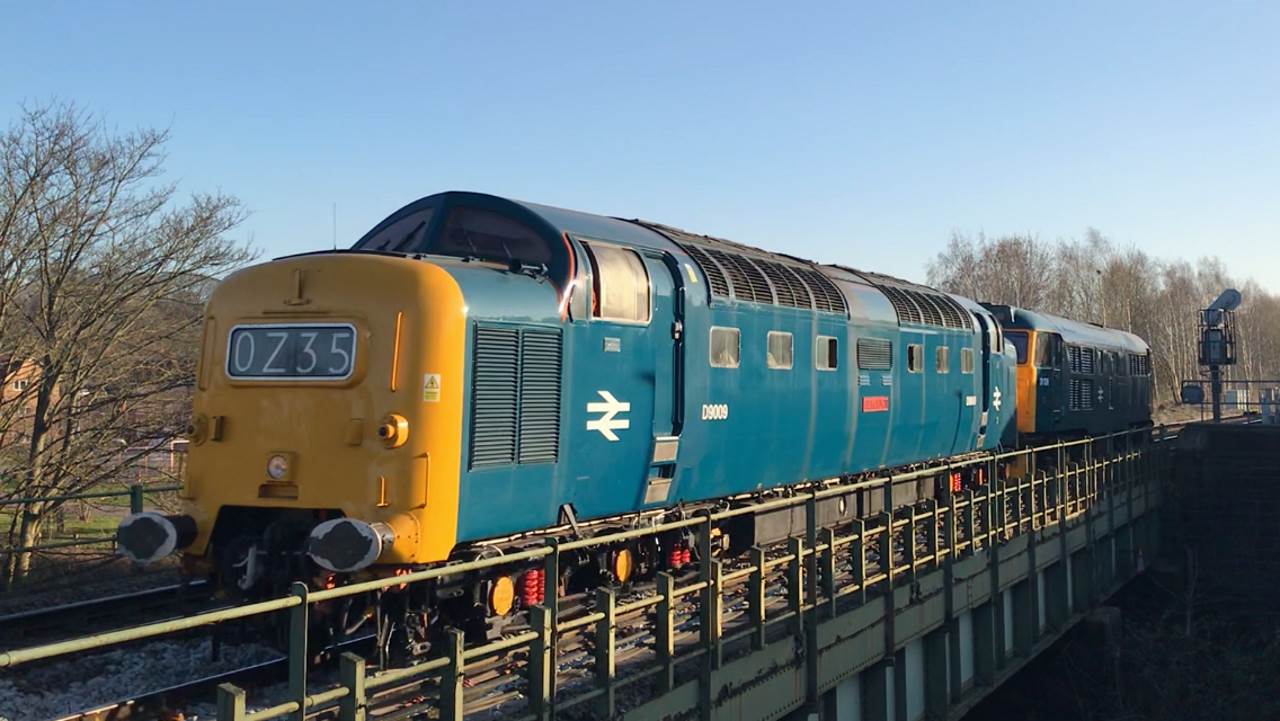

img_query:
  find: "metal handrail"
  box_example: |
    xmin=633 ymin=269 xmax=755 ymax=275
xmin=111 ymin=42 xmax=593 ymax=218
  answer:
xmin=0 ymin=484 xmax=182 ymax=507
xmin=1 ymin=427 xmax=1168 ymax=721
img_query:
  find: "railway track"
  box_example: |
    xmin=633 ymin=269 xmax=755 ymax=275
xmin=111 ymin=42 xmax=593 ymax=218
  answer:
xmin=42 ymin=635 xmax=376 ymax=721
xmin=0 ymin=580 xmax=215 ymax=650
xmin=50 ymin=656 xmax=286 ymax=721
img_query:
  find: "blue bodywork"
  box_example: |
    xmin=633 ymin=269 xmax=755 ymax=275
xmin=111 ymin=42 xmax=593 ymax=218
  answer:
xmin=353 ymin=192 xmax=1020 ymax=544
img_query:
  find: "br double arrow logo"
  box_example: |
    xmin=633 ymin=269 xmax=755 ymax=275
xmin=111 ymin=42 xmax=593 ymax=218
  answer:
xmin=586 ymin=390 xmax=630 ymax=441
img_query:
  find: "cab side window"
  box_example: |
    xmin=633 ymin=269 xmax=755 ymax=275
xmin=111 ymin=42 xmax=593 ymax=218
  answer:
xmin=1035 ymin=334 xmax=1055 ymax=368
xmin=583 ymin=242 xmax=651 ymax=324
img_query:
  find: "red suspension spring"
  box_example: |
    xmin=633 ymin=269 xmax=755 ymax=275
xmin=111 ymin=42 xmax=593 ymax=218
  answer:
xmin=667 ymin=542 xmax=693 ymax=570
xmin=520 ymin=569 xmax=545 ymax=607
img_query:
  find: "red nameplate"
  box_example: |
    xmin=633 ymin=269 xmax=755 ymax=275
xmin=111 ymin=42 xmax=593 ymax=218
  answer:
xmin=862 ymin=396 xmax=889 ymax=413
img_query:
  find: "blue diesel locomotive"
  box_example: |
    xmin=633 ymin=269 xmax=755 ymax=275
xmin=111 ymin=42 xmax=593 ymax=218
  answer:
xmin=351 ymin=193 xmax=1019 ymax=546
xmin=117 ymin=190 xmax=1148 ymax=655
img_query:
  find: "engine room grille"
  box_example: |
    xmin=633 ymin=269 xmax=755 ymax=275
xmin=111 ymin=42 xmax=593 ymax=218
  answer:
xmin=470 ymin=324 xmax=563 ymax=468
xmin=1070 ymin=378 xmax=1095 ymax=411
xmin=627 ymin=220 xmax=847 ymax=315
xmin=857 ymin=337 xmax=893 ymax=370
xmin=1129 ymin=353 xmax=1150 ymax=376
xmin=1081 ymin=348 xmax=1096 ymax=375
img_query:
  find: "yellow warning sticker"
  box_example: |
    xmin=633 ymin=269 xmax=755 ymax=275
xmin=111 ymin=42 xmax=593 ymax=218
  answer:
xmin=423 ymin=373 xmax=441 ymax=403
xmin=685 ymin=263 xmax=699 ymax=284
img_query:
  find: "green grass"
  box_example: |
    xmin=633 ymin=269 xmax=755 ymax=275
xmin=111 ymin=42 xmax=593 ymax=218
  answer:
xmin=0 ymin=504 xmax=125 ymax=553
xmin=59 ymin=515 xmax=119 ymax=536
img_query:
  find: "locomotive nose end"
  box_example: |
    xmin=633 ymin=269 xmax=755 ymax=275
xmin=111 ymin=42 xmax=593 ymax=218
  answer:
xmin=307 ymin=518 xmax=395 ymax=573
xmin=117 ymin=512 xmax=197 ymax=564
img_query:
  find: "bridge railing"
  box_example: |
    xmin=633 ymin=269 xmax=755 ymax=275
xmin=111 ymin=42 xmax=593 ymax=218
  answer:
xmin=0 ymin=428 xmax=1170 ymax=721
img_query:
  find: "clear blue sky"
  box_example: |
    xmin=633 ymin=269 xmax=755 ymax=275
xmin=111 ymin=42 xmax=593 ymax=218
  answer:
xmin=4 ymin=2 xmax=1277 ymax=290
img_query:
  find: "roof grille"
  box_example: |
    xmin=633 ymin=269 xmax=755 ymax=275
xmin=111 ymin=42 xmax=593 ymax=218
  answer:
xmin=867 ymin=279 xmax=972 ymax=330
xmin=681 ymin=244 xmax=730 ymax=298
xmin=757 ymin=259 xmax=811 ymax=308
xmin=880 ymin=285 xmax=923 ymax=324
xmin=625 ymin=219 xmax=846 ymax=315
xmin=709 ymin=248 xmax=773 ymax=304
xmin=913 ymin=290 xmax=946 ymax=326
xmin=793 ymin=267 xmax=848 ymax=314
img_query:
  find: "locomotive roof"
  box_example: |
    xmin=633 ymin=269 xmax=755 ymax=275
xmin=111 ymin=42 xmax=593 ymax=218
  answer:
xmin=368 ymin=192 xmax=984 ymax=328
xmin=515 ymin=196 xmax=830 ymax=272
xmin=514 ymin=197 xmax=970 ymax=325
xmin=987 ymin=305 xmax=1149 ymax=354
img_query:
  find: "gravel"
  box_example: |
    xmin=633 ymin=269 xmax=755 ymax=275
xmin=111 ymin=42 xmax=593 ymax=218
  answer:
xmin=0 ymin=637 xmax=279 ymax=721
xmin=0 ymin=558 xmax=184 ymax=617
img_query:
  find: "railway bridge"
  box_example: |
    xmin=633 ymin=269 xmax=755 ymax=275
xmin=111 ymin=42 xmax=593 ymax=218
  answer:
xmin=5 ymin=422 xmax=1275 ymax=721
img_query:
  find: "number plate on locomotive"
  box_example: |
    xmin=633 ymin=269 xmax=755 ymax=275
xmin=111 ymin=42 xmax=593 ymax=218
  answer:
xmin=226 ymin=324 xmax=356 ymax=380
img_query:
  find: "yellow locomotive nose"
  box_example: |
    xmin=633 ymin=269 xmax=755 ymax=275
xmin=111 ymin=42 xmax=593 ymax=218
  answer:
xmin=174 ymin=252 xmax=468 ymax=578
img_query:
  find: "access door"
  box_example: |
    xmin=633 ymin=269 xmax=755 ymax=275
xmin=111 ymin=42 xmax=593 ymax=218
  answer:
xmin=641 ymin=252 xmax=684 ymax=506
xmin=974 ymin=315 xmax=994 ymax=444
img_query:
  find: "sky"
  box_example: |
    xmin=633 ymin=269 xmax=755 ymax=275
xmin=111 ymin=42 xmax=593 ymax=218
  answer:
xmin=3 ymin=2 xmax=1278 ymax=291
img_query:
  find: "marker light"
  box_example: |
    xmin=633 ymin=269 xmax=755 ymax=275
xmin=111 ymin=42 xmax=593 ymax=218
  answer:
xmin=267 ymin=454 xmax=290 ymax=480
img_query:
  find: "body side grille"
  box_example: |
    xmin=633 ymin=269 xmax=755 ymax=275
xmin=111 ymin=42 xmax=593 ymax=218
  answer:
xmin=857 ymin=337 xmax=893 ymax=370
xmin=469 ymin=326 xmax=519 ymax=467
xmin=518 ymin=328 xmax=562 ymax=464
xmin=470 ymin=324 xmax=563 ymax=468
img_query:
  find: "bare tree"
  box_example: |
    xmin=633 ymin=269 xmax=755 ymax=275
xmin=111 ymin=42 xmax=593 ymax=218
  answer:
xmin=927 ymin=227 xmax=1280 ymax=409
xmin=927 ymin=231 xmax=1054 ymax=309
xmin=0 ymin=102 xmax=251 ymax=584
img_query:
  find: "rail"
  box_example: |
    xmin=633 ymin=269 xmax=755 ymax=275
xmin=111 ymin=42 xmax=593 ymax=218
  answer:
xmin=0 ymin=427 xmax=1171 ymax=721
